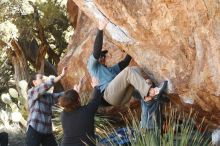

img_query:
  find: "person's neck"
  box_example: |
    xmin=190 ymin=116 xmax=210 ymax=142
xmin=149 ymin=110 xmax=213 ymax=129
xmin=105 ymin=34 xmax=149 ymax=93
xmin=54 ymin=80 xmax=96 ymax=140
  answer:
xmin=64 ymin=105 xmax=81 ymax=112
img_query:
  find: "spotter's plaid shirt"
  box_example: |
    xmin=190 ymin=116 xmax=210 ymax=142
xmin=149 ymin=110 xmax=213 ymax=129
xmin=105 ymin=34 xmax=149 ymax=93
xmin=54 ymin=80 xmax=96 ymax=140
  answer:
xmin=27 ymin=78 xmax=64 ymax=134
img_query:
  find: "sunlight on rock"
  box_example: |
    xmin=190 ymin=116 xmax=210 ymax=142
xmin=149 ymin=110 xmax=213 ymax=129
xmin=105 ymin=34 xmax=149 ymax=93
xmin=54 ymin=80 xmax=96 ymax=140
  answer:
xmin=181 ymin=97 xmax=194 ymax=105
xmin=167 ymin=79 xmax=174 ymax=93
xmin=179 ymin=91 xmax=197 ymax=105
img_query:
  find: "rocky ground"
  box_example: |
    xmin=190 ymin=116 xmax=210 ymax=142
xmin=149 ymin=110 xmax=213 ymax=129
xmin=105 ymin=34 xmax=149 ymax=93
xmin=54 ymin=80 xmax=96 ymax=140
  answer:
xmin=0 ymin=125 xmax=25 ymax=146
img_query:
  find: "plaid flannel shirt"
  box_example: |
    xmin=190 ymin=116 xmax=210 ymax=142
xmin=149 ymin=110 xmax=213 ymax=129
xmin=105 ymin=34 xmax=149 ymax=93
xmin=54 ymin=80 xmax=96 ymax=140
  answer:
xmin=27 ymin=78 xmax=64 ymax=134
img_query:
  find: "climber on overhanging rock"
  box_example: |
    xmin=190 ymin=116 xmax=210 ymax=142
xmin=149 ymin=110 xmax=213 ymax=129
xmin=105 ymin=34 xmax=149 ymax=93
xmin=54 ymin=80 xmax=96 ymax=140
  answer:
xmin=87 ymin=18 xmax=168 ymax=106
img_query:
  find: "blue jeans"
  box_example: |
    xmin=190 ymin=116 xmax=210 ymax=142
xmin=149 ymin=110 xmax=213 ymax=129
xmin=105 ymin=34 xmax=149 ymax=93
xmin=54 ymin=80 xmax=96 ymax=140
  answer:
xmin=140 ymin=99 xmax=161 ymax=129
xmin=26 ymin=126 xmax=57 ymax=146
xmin=133 ymin=91 xmax=162 ymax=129
xmin=0 ymin=132 xmax=8 ymax=146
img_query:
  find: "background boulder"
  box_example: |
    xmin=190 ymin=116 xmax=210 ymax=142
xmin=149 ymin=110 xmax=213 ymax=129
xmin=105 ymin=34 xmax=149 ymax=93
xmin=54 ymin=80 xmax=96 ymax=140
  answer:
xmin=58 ymin=0 xmax=220 ymax=129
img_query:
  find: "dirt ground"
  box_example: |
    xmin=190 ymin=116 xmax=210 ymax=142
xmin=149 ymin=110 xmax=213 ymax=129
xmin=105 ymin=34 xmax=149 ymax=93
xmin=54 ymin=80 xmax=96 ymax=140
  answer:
xmin=0 ymin=125 xmax=25 ymax=146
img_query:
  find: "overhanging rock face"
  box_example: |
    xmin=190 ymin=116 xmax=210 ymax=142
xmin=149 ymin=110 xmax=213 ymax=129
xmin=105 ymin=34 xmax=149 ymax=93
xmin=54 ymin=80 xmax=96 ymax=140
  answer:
xmin=59 ymin=0 xmax=220 ymax=129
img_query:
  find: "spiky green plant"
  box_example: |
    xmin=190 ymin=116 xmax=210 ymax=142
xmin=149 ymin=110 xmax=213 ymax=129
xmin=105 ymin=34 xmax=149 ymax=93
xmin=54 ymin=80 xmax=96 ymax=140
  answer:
xmin=96 ymin=106 xmax=211 ymax=146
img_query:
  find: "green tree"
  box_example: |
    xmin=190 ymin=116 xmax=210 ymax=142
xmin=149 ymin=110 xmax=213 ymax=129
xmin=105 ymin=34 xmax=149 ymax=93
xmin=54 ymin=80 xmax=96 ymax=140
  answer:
xmin=0 ymin=0 xmax=71 ymax=93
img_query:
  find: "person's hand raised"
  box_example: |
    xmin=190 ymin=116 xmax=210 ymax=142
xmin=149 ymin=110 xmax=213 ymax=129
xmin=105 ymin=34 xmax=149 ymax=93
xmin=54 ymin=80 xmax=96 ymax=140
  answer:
xmin=61 ymin=67 xmax=67 ymax=77
xmin=98 ymin=18 xmax=108 ymax=30
xmin=54 ymin=67 xmax=67 ymax=83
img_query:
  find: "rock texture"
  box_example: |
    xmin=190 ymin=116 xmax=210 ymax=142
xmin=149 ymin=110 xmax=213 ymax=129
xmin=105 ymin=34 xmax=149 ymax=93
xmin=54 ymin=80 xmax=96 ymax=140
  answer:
xmin=59 ymin=0 xmax=220 ymax=129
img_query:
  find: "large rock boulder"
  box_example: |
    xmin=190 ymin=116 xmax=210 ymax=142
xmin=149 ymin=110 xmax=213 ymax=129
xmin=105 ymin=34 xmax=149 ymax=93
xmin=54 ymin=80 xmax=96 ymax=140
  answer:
xmin=58 ymin=0 xmax=220 ymax=129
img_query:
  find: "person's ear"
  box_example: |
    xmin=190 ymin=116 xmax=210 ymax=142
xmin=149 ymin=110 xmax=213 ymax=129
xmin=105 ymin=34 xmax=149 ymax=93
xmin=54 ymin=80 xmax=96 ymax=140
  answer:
xmin=32 ymin=80 xmax=36 ymax=86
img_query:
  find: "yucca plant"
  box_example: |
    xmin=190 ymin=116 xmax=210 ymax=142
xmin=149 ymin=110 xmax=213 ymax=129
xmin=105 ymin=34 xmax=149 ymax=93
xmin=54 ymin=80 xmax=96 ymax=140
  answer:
xmin=96 ymin=106 xmax=211 ymax=146
xmin=160 ymin=107 xmax=211 ymax=146
xmin=52 ymin=105 xmax=64 ymax=143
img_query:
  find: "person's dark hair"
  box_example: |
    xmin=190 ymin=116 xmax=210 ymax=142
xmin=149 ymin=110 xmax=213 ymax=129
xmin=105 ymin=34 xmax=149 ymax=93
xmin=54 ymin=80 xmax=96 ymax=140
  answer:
xmin=59 ymin=89 xmax=80 ymax=112
xmin=28 ymin=74 xmax=37 ymax=89
xmin=100 ymin=50 xmax=108 ymax=58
